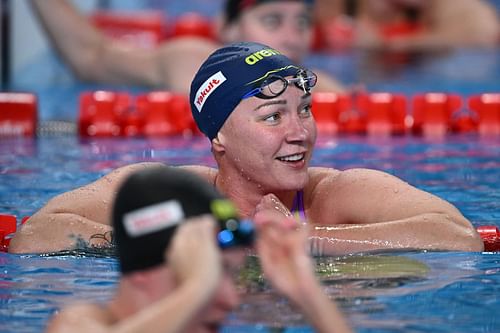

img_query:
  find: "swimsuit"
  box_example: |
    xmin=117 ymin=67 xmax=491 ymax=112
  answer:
xmin=291 ymin=190 xmax=306 ymax=222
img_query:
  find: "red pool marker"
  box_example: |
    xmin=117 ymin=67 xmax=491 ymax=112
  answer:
xmin=0 ymin=214 xmax=17 ymax=252
xmin=312 ymin=92 xmax=351 ymax=135
xmin=315 ymin=18 xmax=355 ymax=53
xmin=91 ymin=10 xmax=167 ymax=49
xmin=0 ymin=92 xmax=37 ymax=137
xmin=0 ymin=231 xmax=6 ymax=252
xmin=412 ymin=93 xmax=462 ymax=136
xmin=137 ymin=92 xmax=193 ymax=136
xmin=170 ymin=12 xmax=216 ymax=41
xmin=468 ymin=93 xmax=500 ymax=136
xmin=79 ymin=91 xmax=131 ymax=137
xmin=357 ymin=93 xmax=407 ymax=135
xmin=477 ymin=226 xmax=500 ymax=252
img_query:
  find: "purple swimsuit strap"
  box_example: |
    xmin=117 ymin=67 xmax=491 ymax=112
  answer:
xmin=291 ymin=190 xmax=306 ymax=222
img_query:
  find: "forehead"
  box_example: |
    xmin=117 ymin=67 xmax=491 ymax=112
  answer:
xmin=244 ymin=1 xmax=310 ymax=16
xmin=238 ymin=81 xmax=310 ymax=109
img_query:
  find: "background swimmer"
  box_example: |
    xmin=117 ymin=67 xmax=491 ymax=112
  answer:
xmin=29 ymin=0 xmax=343 ymax=95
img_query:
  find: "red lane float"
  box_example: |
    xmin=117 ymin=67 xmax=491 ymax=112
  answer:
xmin=476 ymin=226 xmax=500 ymax=252
xmin=357 ymin=93 xmax=407 ymax=135
xmin=136 ymin=91 xmax=194 ymax=136
xmin=0 ymin=92 xmax=37 ymax=137
xmin=468 ymin=93 xmax=500 ymax=136
xmin=169 ymin=12 xmax=216 ymax=41
xmin=91 ymin=10 xmax=167 ymax=49
xmin=79 ymin=91 xmax=131 ymax=137
xmin=412 ymin=93 xmax=462 ymax=136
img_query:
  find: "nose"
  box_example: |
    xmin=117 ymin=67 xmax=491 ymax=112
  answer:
xmin=285 ymin=112 xmax=309 ymax=143
xmin=278 ymin=23 xmax=307 ymax=62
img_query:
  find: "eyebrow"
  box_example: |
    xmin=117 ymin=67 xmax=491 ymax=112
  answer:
xmin=253 ymin=94 xmax=312 ymax=111
xmin=253 ymin=99 xmax=286 ymax=111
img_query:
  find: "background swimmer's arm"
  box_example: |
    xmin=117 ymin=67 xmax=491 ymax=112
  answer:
xmin=9 ymin=162 xmax=164 ymax=254
xmin=30 ymin=0 xmax=217 ymax=92
xmin=31 ymin=0 xmax=163 ymax=87
xmin=308 ymin=168 xmax=483 ymax=255
xmin=254 ymin=211 xmax=352 ymax=333
xmin=313 ymin=69 xmax=345 ymax=93
xmin=386 ymin=0 xmax=499 ymax=51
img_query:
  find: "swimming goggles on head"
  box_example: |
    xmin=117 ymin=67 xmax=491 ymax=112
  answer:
xmin=242 ymin=69 xmax=317 ymax=100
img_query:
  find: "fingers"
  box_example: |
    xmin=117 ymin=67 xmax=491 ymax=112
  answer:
xmin=166 ymin=215 xmax=221 ymax=284
xmin=254 ymin=194 xmax=293 ymax=219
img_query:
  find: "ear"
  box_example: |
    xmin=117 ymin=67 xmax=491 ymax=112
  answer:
xmin=211 ymin=133 xmax=226 ymax=153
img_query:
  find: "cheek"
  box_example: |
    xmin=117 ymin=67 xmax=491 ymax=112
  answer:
xmin=240 ymin=25 xmax=270 ymax=43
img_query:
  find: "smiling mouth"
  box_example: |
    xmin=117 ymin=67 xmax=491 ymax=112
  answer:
xmin=277 ymin=153 xmax=305 ymax=162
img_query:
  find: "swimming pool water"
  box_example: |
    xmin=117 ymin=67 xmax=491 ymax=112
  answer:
xmin=5 ymin=2 xmax=500 ymax=329
xmin=0 ymin=134 xmax=499 ymax=333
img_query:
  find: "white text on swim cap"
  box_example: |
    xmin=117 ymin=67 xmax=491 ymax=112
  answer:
xmin=123 ymin=200 xmax=184 ymax=237
xmin=245 ymin=48 xmax=281 ymax=65
xmin=195 ymin=71 xmax=227 ymax=112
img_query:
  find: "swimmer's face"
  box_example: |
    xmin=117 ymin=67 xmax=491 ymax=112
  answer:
xmin=184 ymin=249 xmax=246 ymax=333
xmin=370 ymin=0 xmax=425 ymax=13
xmin=216 ymin=82 xmax=316 ymax=191
xmin=224 ymin=2 xmax=313 ymax=63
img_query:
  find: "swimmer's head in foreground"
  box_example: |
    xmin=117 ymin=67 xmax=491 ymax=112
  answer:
xmin=112 ymin=165 xmax=254 ymax=274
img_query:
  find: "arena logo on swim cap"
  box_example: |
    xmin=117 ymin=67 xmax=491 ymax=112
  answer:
xmin=245 ymin=48 xmax=281 ymax=65
xmin=194 ymin=71 xmax=227 ymax=112
xmin=123 ymin=200 xmax=184 ymax=237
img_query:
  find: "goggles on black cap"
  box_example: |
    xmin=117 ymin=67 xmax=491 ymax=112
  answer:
xmin=242 ymin=68 xmax=317 ymax=100
xmin=211 ymin=199 xmax=254 ymax=248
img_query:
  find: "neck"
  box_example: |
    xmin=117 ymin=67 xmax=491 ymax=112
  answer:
xmin=107 ymin=280 xmax=139 ymax=321
xmin=215 ymin=165 xmax=298 ymax=218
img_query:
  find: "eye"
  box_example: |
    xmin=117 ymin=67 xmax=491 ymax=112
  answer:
xmin=296 ymin=14 xmax=312 ymax=31
xmin=260 ymin=14 xmax=282 ymax=30
xmin=262 ymin=112 xmax=282 ymax=124
xmin=299 ymin=104 xmax=312 ymax=118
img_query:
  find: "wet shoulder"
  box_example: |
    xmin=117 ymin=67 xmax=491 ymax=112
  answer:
xmin=46 ymin=302 xmax=113 ymax=332
xmin=179 ymin=165 xmax=218 ymax=184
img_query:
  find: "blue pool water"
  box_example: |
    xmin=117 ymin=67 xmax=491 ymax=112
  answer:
xmin=1 ymin=134 xmax=499 ymax=333
xmin=3 ymin=1 xmax=500 ymax=330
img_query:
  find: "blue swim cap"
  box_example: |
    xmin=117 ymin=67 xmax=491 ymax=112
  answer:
xmin=189 ymin=41 xmax=301 ymax=140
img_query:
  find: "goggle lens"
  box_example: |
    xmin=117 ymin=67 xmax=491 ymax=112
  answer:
xmin=242 ymin=69 xmax=317 ymax=100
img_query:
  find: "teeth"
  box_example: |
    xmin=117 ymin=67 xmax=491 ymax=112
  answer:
xmin=279 ymin=153 xmax=304 ymax=162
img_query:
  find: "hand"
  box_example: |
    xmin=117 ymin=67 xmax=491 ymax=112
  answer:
xmin=166 ymin=215 xmax=222 ymax=291
xmin=254 ymin=210 xmax=317 ymax=305
xmin=254 ymin=193 xmax=294 ymax=220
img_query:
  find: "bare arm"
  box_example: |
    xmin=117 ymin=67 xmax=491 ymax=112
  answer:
xmin=387 ymin=0 xmax=499 ymax=51
xmin=314 ymin=69 xmax=346 ymax=93
xmin=254 ymin=210 xmax=352 ymax=333
xmin=9 ymin=162 xmax=164 ymax=253
xmin=308 ymin=168 xmax=483 ymax=255
xmin=30 ymin=0 xmax=217 ymax=92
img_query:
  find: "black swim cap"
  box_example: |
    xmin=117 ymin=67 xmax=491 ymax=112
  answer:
xmin=112 ymin=166 xmax=224 ymax=274
xmin=224 ymin=0 xmax=314 ymax=25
